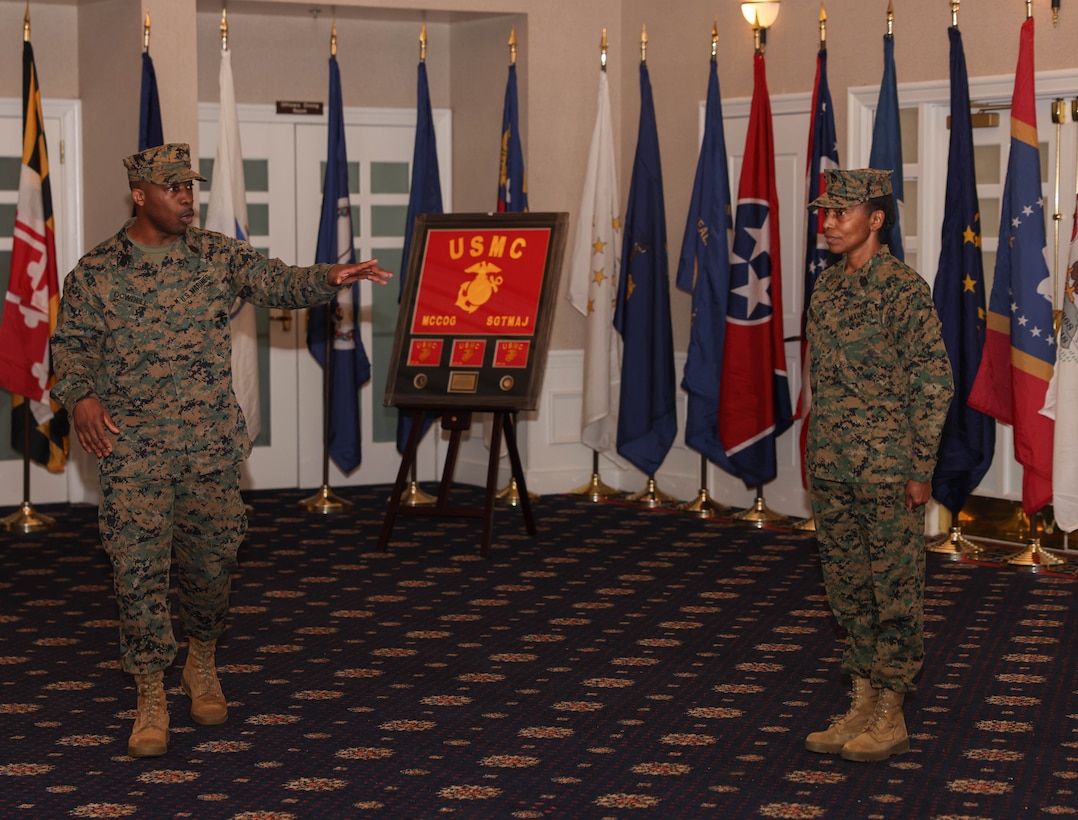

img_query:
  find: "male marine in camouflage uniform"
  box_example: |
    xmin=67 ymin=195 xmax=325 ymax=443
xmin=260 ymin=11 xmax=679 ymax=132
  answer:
xmin=802 ymin=168 xmax=953 ymax=763
xmin=51 ymin=144 xmax=391 ymax=758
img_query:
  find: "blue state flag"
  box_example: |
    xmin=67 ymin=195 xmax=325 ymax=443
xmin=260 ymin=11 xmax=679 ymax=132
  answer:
xmin=497 ymin=63 xmax=528 ymax=213
xmin=614 ymin=62 xmax=676 ymax=477
xmin=139 ymin=51 xmax=163 ymax=151
xmin=676 ymin=55 xmax=734 ymax=472
xmin=868 ymin=31 xmax=904 ymax=260
xmin=798 ymin=46 xmax=840 ymax=483
xmin=396 ymin=60 xmax=444 ymax=454
xmin=307 ymin=55 xmax=370 ymax=474
xmin=931 ymin=25 xmax=994 ymax=516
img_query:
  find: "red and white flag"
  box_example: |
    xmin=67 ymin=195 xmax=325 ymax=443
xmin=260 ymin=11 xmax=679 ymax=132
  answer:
xmin=0 ymin=39 xmax=67 ymax=471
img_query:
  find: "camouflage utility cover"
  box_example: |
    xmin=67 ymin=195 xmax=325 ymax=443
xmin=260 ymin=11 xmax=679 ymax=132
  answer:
xmin=810 ymin=168 xmax=892 ymax=209
xmin=123 ymin=143 xmax=207 ymax=185
xmin=51 ymin=224 xmax=338 ymax=479
xmin=806 ymin=248 xmax=953 ymax=483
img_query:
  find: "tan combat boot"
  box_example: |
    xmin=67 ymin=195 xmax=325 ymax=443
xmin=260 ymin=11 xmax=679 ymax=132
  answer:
xmin=128 ymin=670 xmax=169 ymax=758
xmin=805 ymin=676 xmax=878 ymax=754
xmin=181 ymin=636 xmax=228 ymax=725
xmin=840 ymin=688 xmax=910 ymax=762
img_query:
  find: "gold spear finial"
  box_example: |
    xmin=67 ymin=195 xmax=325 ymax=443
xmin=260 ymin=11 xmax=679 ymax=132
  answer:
xmin=711 ymin=18 xmax=719 ymax=59
xmin=887 ymin=0 xmax=894 ymax=36
xmin=220 ymin=8 xmax=229 ymax=51
xmin=1053 ymin=0 xmax=1061 ymax=26
xmin=640 ymin=24 xmax=648 ymax=64
xmin=330 ymin=19 xmax=337 ymax=57
xmin=819 ymin=3 xmax=827 ymax=49
xmin=23 ymin=3 xmax=30 ymax=42
xmin=143 ymin=11 xmax=151 ymax=52
xmin=420 ymin=23 xmax=427 ymax=63
xmin=509 ymin=27 xmax=517 ymax=65
xmin=600 ymin=27 xmax=608 ymax=71
xmin=752 ymin=14 xmax=764 ymax=54
xmin=951 ymin=0 xmax=959 ymax=29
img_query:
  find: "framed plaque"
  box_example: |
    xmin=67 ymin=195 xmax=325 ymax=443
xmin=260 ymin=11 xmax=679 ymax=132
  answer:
xmin=385 ymin=212 xmax=569 ymax=410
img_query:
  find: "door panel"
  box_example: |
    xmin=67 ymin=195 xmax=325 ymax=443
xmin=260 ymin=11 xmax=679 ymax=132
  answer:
xmin=197 ymin=105 xmax=445 ymax=492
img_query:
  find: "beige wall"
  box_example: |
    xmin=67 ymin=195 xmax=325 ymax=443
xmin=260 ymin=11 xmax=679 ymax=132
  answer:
xmin=4 ymin=0 xmax=1078 ymax=351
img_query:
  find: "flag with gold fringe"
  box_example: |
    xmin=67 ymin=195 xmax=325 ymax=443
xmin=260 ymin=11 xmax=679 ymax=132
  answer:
xmin=569 ymin=68 xmax=622 ymax=459
xmin=931 ymin=24 xmax=994 ymax=517
xmin=676 ymin=53 xmax=734 ymax=472
xmin=613 ymin=61 xmax=676 ymax=477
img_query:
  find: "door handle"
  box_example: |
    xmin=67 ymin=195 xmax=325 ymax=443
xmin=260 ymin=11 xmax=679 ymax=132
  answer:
xmin=268 ymin=310 xmax=292 ymax=332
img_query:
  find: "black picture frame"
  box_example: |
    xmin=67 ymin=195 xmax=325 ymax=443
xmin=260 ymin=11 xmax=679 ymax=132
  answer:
xmin=384 ymin=212 xmax=569 ymax=411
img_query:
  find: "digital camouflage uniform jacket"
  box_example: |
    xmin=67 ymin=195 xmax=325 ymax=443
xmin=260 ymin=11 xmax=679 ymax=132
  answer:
xmin=806 ymin=248 xmax=954 ymax=484
xmin=51 ymin=223 xmax=339 ymax=480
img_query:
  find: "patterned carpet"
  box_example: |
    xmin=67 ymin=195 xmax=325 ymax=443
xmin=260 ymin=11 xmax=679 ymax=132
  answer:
xmin=1 ymin=485 xmax=1076 ymax=819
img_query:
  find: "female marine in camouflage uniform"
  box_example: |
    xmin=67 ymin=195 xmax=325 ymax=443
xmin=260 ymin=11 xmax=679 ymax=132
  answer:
xmin=803 ymin=168 xmax=953 ymax=763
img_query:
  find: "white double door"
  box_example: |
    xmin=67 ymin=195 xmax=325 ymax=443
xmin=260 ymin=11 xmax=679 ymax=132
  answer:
xmin=197 ymin=106 xmax=447 ymax=493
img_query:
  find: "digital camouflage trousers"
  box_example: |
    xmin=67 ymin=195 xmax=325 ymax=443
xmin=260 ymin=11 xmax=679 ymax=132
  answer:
xmin=809 ymin=477 xmax=925 ymax=693
xmin=99 ymin=467 xmax=247 ymax=674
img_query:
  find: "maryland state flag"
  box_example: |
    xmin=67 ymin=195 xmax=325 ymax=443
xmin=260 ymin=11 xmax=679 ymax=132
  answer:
xmin=968 ymin=17 xmax=1054 ymax=515
xmin=0 ymin=39 xmax=68 ymax=471
xmin=717 ymin=51 xmax=792 ymax=487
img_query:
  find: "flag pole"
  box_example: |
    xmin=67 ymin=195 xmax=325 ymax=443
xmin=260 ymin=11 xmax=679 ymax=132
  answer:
xmin=728 ymin=6 xmax=788 ymax=529
xmin=1009 ymin=0 xmax=1064 ymax=569
xmin=570 ymin=27 xmax=624 ymax=504
xmin=300 ymin=18 xmax=352 ymax=515
xmin=399 ymin=23 xmax=438 ymax=509
xmin=927 ymin=0 xmax=987 ymax=559
xmin=793 ymin=3 xmax=831 ymax=535
xmin=678 ymin=21 xmax=730 ymax=519
xmin=624 ymin=24 xmax=677 ymax=511
xmin=1052 ymin=98 xmax=1065 ymax=321
xmin=2 ymin=6 xmax=56 ymax=534
xmin=495 ymin=26 xmax=538 ymax=509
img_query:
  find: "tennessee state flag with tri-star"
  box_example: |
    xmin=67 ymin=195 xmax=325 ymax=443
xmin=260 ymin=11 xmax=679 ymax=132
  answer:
xmin=717 ymin=51 xmax=793 ymax=487
xmin=968 ymin=17 xmax=1054 ymax=515
xmin=0 ymin=39 xmax=68 ymax=471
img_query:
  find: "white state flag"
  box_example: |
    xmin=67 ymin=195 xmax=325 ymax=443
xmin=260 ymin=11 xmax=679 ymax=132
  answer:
xmin=568 ymin=70 xmax=623 ymax=459
xmin=1044 ymin=201 xmax=1078 ymax=532
xmin=204 ymin=48 xmax=261 ymax=441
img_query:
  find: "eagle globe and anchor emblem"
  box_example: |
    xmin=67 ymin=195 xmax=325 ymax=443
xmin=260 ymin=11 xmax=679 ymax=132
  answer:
xmin=455 ymin=260 xmax=504 ymax=313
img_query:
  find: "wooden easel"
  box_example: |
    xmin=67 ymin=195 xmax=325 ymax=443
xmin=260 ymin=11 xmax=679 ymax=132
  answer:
xmin=378 ymin=408 xmax=536 ymax=557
